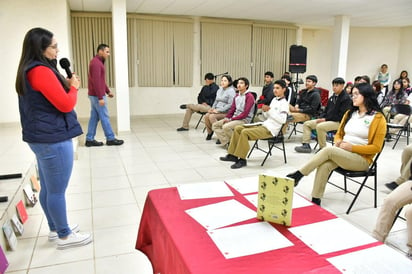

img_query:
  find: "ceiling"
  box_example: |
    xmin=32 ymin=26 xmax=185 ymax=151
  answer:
xmin=68 ymin=0 xmax=412 ymax=27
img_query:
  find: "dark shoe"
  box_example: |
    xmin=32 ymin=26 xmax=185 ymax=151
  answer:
xmin=311 ymin=197 xmax=321 ymax=206
xmin=216 ymin=139 xmax=221 ymax=144
xmin=177 ymin=127 xmax=189 ymax=131
xmin=206 ymin=132 xmax=214 ymax=140
xmin=179 ymin=104 xmax=187 ymax=109
xmin=385 ymin=181 xmax=399 ymax=191
xmin=231 ymin=159 xmax=247 ymax=169
xmin=85 ymin=140 xmax=103 ymax=147
xmin=286 ymin=170 xmax=304 ymax=187
xmin=106 ymin=139 xmax=124 ymax=146
xmin=219 ymin=154 xmax=238 ymax=162
xmin=295 ymin=143 xmax=311 ymax=153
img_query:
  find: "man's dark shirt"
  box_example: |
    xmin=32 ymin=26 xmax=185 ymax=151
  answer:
xmin=197 ymin=82 xmax=219 ymax=106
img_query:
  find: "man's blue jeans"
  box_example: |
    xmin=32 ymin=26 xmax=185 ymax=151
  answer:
xmin=86 ymin=95 xmax=115 ymax=141
xmin=28 ymin=140 xmax=73 ymax=238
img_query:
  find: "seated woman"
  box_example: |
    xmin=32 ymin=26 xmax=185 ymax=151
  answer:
xmin=286 ymin=82 xmax=386 ymax=205
xmin=219 ymin=80 xmax=289 ymax=169
xmin=205 ymin=74 xmax=236 ymax=140
xmin=212 ymin=77 xmax=255 ymax=146
xmin=381 ymin=79 xmax=408 ymax=119
xmin=373 ymin=175 xmax=412 ymax=260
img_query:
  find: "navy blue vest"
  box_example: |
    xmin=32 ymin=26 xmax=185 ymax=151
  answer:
xmin=19 ymin=62 xmax=83 ymax=143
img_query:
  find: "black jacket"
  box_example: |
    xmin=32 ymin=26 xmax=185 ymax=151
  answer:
xmin=322 ymin=91 xmax=352 ymax=121
xmin=296 ymin=88 xmax=321 ymax=116
xmin=197 ymin=83 xmax=219 ymax=106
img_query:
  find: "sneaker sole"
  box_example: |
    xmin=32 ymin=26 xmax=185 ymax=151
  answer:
xmin=57 ymin=235 xmax=93 ymax=250
xmin=48 ymin=224 xmax=80 ymax=242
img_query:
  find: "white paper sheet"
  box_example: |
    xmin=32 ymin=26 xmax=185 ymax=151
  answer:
xmin=288 ymin=218 xmax=377 ymax=255
xmin=208 ymin=222 xmax=293 ymax=259
xmin=292 ymin=193 xmax=313 ymax=209
xmin=244 ymin=194 xmax=258 ymax=208
xmin=327 ymin=244 xmax=412 ymax=273
xmin=243 ymin=192 xmax=313 ymax=209
xmin=185 ymin=199 xmax=256 ymax=230
xmin=225 ymin=176 xmax=258 ymax=194
xmin=177 ymin=181 xmax=234 ymax=200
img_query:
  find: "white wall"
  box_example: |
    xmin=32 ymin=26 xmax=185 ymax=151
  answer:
xmin=1 ymin=1 xmax=411 ymax=122
xmin=347 ymin=27 xmax=401 ymax=83
xmin=0 ymin=0 xmax=71 ymax=123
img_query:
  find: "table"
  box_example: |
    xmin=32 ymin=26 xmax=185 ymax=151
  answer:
xmin=136 ymin=184 xmax=381 ymax=274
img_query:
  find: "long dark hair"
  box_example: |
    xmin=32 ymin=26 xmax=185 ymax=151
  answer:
xmin=15 ymin=27 xmax=69 ymax=95
xmin=341 ymin=82 xmax=382 ymax=128
xmin=391 ymin=79 xmax=405 ymax=100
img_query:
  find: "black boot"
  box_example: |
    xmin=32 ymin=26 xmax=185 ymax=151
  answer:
xmin=286 ymin=170 xmax=304 ymax=186
xmin=231 ymin=159 xmax=247 ymax=169
xmin=179 ymin=104 xmax=187 ymax=109
xmin=311 ymin=197 xmax=321 ymax=206
xmin=206 ymin=132 xmax=214 ymax=140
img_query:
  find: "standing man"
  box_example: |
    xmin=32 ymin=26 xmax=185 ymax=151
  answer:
xmin=177 ymin=73 xmax=219 ymax=131
xmin=294 ymin=77 xmax=352 ymax=153
xmin=85 ymin=44 xmax=123 ymax=147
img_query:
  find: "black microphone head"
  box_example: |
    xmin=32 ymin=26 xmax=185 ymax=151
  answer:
xmin=59 ymin=58 xmax=70 ymax=69
xmin=59 ymin=58 xmax=72 ymax=78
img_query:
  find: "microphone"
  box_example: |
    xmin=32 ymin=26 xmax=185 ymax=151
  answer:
xmin=59 ymin=58 xmax=73 ymax=79
xmin=214 ymin=72 xmax=229 ymax=78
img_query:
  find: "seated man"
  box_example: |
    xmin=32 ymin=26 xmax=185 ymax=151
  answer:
xmin=219 ymin=80 xmax=289 ymax=168
xmin=385 ymin=144 xmax=412 ymax=190
xmin=212 ymin=77 xmax=255 ymax=146
xmin=177 ymin=73 xmax=219 ymax=131
xmin=295 ymin=77 xmax=352 ymax=153
xmin=254 ymin=71 xmax=275 ymax=121
xmin=285 ymin=75 xmax=321 ymax=132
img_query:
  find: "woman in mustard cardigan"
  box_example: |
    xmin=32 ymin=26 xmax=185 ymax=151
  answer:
xmin=287 ymin=82 xmax=387 ymax=206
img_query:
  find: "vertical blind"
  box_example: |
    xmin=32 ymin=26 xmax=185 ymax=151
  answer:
xmin=201 ymin=22 xmax=252 ymax=84
xmin=252 ymin=25 xmax=297 ymax=85
xmin=71 ymin=13 xmax=114 ymax=88
xmin=71 ymin=13 xmax=296 ymax=88
xmin=127 ymin=16 xmax=193 ymax=87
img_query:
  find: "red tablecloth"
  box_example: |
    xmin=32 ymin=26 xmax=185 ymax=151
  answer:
xmin=136 ymin=185 xmax=380 ymax=274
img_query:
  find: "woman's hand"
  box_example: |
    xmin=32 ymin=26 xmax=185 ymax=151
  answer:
xmin=337 ymin=141 xmax=353 ymax=152
xmin=68 ymin=73 xmax=80 ymax=90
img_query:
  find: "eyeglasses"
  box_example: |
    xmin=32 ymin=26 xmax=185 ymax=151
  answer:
xmin=351 ymin=93 xmax=361 ymax=98
xmin=48 ymin=44 xmax=58 ymax=49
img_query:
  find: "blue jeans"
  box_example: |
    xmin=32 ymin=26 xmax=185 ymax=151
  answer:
xmin=86 ymin=95 xmax=115 ymax=141
xmin=28 ymin=140 xmax=73 ymax=238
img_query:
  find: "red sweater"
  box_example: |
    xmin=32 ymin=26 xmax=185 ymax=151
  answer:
xmin=88 ymin=55 xmax=110 ymax=99
xmin=27 ymin=66 xmax=78 ymax=113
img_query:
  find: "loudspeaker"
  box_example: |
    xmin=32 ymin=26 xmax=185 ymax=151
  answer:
xmin=289 ymin=45 xmax=307 ymax=73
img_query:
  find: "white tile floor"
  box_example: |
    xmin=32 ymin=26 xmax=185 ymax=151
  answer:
xmin=1 ymin=114 xmax=410 ymax=273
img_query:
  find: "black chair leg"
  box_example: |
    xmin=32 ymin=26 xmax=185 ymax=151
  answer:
xmin=346 ymin=177 xmax=369 ymax=214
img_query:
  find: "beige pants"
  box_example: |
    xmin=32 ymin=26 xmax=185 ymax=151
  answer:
xmin=373 ymin=180 xmax=412 ymax=249
xmin=181 ymin=104 xmax=211 ymax=129
xmin=205 ymin=113 xmax=226 ymax=134
xmin=284 ymin=111 xmax=311 ymax=134
xmin=302 ymin=120 xmax=340 ymax=148
xmin=212 ymin=119 xmax=246 ymax=145
xmin=299 ymin=146 xmax=370 ymax=198
xmin=395 ymin=144 xmax=412 ymax=185
xmin=227 ymin=125 xmax=273 ymax=159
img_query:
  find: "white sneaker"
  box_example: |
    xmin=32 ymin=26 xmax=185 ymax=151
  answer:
xmin=48 ymin=224 xmax=80 ymax=242
xmin=56 ymin=232 xmax=92 ymax=250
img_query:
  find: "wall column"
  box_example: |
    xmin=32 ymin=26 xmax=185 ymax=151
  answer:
xmin=331 ymin=15 xmax=350 ymax=80
xmin=112 ymin=0 xmax=130 ymax=132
